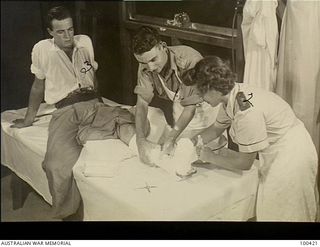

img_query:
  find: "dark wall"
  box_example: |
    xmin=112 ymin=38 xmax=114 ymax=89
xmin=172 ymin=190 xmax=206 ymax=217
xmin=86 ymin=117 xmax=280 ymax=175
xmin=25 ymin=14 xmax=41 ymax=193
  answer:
xmin=1 ymin=1 xmax=236 ymax=111
xmin=1 ymin=1 xmax=76 ymax=112
xmin=1 ymin=1 xmax=122 ymax=111
xmin=1 ymin=1 xmax=44 ymax=111
xmin=87 ymin=2 xmax=122 ymax=103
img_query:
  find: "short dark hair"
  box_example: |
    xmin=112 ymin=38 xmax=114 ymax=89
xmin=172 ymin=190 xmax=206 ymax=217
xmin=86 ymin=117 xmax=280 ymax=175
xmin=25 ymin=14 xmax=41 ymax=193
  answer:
xmin=182 ymin=56 xmax=236 ymax=95
xmin=132 ymin=26 xmax=160 ymax=55
xmin=46 ymin=6 xmax=72 ymax=30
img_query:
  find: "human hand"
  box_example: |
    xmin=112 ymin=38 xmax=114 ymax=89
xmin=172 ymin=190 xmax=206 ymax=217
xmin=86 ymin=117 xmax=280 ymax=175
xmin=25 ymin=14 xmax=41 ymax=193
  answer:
xmin=194 ymin=135 xmax=204 ymax=157
xmin=10 ymin=118 xmax=34 ymax=129
xmin=161 ymin=138 xmax=176 ymax=156
xmin=136 ymin=138 xmax=158 ymax=167
xmin=198 ymin=146 xmax=213 ymax=163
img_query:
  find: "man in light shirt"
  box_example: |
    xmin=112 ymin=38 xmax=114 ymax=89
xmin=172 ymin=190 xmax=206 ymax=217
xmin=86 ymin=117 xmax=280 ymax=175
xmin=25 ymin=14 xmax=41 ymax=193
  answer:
xmin=10 ymin=6 xmax=117 ymax=219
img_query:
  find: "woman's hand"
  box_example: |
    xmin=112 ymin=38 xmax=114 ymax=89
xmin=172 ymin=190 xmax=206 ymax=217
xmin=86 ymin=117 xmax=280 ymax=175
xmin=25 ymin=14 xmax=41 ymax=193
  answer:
xmin=198 ymin=146 xmax=213 ymax=163
xmin=162 ymin=138 xmax=176 ymax=156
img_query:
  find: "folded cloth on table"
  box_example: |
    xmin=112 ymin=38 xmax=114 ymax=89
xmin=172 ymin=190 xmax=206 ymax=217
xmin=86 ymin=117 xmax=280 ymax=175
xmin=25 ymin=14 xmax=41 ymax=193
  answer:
xmin=83 ymin=139 xmax=136 ymax=178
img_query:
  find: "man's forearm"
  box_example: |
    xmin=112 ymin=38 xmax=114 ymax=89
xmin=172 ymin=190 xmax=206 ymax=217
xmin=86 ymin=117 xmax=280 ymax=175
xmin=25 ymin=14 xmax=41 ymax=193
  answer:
xmin=197 ymin=123 xmax=226 ymax=145
xmin=135 ymin=98 xmax=149 ymax=139
xmin=24 ymin=79 xmax=44 ymax=123
xmin=169 ymin=105 xmax=196 ymax=141
xmin=204 ymin=150 xmax=256 ymax=171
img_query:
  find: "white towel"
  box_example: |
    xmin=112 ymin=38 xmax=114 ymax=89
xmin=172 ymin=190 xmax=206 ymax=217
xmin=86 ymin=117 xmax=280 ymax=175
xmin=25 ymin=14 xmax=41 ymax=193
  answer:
xmin=83 ymin=139 xmax=136 ymax=178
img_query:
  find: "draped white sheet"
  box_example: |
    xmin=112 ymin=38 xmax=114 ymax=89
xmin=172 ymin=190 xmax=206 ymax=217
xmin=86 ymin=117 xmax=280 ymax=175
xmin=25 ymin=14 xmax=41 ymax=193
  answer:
xmin=276 ymin=0 xmax=320 ymax=154
xmin=241 ymin=0 xmax=279 ymax=91
xmin=1 ymin=99 xmax=259 ymax=220
xmin=0 ymin=98 xmax=164 ymax=205
xmin=73 ymin=149 xmax=259 ymax=221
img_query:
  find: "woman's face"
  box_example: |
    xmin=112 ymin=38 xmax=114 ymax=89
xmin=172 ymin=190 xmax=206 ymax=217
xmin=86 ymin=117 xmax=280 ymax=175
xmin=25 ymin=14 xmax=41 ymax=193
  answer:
xmin=202 ymin=89 xmax=224 ymax=107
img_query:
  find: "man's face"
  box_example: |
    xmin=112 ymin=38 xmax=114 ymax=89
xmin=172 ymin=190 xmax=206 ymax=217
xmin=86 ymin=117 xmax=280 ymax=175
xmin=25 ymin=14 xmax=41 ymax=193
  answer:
xmin=203 ymin=89 xmax=223 ymax=107
xmin=47 ymin=17 xmax=74 ymax=50
xmin=134 ymin=45 xmax=168 ymax=73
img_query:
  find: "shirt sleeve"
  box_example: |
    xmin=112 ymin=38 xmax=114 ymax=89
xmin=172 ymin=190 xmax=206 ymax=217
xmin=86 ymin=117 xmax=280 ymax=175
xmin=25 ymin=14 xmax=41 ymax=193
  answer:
xmin=214 ymin=105 xmax=232 ymax=129
xmin=133 ymin=65 xmax=154 ymax=104
xmin=177 ymin=47 xmax=203 ymax=106
xmin=178 ymin=46 xmax=203 ymax=70
xmin=233 ymin=108 xmax=269 ymax=153
xmin=30 ymin=43 xmax=45 ymax=80
xmin=83 ymin=35 xmax=98 ymax=71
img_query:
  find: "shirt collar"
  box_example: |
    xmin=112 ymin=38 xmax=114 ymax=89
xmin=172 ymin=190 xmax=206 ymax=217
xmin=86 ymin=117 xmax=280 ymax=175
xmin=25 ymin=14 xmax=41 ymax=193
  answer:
xmin=49 ymin=37 xmax=84 ymax=51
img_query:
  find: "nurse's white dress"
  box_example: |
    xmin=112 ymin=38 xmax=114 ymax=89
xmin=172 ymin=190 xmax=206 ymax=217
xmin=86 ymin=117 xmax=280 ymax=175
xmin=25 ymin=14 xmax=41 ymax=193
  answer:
xmin=214 ymin=83 xmax=319 ymax=221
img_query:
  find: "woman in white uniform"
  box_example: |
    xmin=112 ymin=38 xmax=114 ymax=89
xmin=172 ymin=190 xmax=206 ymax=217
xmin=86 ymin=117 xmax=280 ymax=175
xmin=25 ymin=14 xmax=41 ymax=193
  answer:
xmin=185 ymin=56 xmax=319 ymax=221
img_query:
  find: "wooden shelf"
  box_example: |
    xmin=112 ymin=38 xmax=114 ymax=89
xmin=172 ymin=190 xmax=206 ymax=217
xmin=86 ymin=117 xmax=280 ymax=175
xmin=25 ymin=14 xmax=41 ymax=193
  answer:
xmin=124 ymin=18 xmax=236 ymax=49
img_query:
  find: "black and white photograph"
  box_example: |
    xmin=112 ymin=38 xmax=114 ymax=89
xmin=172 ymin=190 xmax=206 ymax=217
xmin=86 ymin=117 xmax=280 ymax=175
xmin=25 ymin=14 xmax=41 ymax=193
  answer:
xmin=1 ymin=0 xmax=319 ymax=231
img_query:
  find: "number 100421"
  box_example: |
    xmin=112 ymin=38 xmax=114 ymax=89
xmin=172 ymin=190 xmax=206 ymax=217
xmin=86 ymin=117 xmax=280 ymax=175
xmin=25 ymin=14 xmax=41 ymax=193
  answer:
xmin=300 ymin=241 xmax=318 ymax=246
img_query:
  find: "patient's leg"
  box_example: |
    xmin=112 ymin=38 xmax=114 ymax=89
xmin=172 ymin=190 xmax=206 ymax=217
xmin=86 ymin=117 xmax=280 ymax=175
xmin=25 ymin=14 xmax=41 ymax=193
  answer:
xmin=117 ymin=123 xmax=136 ymax=145
xmin=117 ymin=120 xmax=150 ymax=145
xmin=42 ymin=102 xmax=96 ymax=219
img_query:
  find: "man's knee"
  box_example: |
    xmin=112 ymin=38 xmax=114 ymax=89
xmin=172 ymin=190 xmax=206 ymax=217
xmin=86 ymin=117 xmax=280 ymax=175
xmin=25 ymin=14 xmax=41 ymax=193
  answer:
xmin=43 ymin=155 xmax=73 ymax=178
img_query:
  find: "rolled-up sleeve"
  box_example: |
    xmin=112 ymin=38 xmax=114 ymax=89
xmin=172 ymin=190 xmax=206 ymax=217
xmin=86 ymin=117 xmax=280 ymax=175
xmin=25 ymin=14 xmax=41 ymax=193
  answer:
xmin=234 ymin=109 xmax=269 ymax=153
xmin=176 ymin=46 xmax=203 ymax=106
xmin=134 ymin=65 xmax=154 ymax=103
xmin=82 ymin=35 xmax=98 ymax=71
xmin=30 ymin=43 xmax=45 ymax=80
xmin=179 ymin=46 xmax=203 ymax=69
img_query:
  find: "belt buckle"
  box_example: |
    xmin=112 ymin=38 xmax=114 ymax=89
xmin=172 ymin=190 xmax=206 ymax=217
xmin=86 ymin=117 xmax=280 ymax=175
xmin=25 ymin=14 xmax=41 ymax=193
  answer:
xmin=80 ymin=87 xmax=94 ymax=93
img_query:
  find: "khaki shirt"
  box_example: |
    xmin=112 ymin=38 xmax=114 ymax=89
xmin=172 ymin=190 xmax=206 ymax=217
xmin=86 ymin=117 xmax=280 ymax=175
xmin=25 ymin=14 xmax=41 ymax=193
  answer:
xmin=134 ymin=45 xmax=203 ymax=106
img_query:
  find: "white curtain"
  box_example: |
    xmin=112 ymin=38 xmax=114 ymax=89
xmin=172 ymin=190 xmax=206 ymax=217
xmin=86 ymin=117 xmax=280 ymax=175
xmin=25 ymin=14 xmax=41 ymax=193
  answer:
xmin=276 ymin=0 xmax=320 ymax=154
xmin=241 ymin=0 xmax=279 ymax=91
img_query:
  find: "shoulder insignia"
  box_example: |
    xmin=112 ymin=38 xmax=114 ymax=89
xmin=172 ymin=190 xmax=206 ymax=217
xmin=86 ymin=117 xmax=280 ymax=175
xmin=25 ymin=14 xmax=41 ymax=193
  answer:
xmin=236 ymin=91 xmax=252 ymax=111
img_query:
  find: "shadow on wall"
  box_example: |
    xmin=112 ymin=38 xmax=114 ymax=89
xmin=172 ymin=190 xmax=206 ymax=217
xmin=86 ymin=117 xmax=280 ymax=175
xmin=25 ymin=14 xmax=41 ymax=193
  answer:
xmin=1 ymin=2 xmax=43 ymax=111
xmin=1 ymin=1 xmax=75 ymax=112
xmin=1 ymin=1 xmax=123 ymax=111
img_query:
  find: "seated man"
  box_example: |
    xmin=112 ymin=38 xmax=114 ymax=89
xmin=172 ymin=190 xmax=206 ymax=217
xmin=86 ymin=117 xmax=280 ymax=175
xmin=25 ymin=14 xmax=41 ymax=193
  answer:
xmin=132 ymin=26 xmax=226 ymax=166
xmin=10 ymin=6 xmax=136 ymax=219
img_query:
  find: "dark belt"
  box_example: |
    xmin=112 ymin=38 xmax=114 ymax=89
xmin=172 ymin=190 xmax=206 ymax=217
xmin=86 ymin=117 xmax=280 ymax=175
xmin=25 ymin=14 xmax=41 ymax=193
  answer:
xmin=55 ymin=88 xmax=102 ymax=109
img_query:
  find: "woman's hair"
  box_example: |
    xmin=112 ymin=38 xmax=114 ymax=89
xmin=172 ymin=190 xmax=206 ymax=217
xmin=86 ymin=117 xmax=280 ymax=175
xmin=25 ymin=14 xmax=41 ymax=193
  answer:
xmin=132 ymin=26 xmax=160 ymax=55
xmin=46 ymin=6 xmax=71 ymax=30
xmin=183 ymin=56 xmax=236 ymax=95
